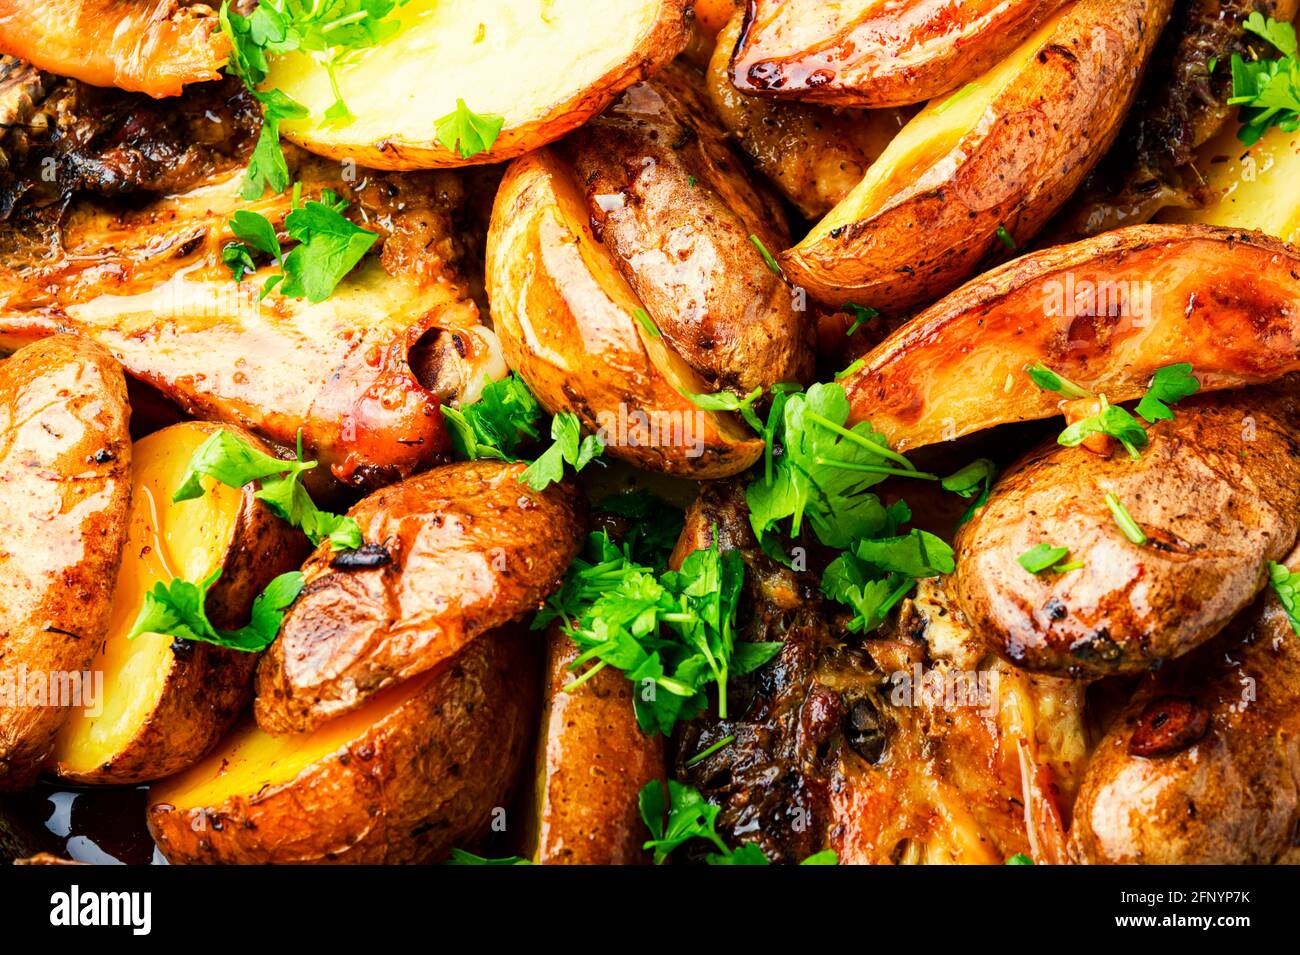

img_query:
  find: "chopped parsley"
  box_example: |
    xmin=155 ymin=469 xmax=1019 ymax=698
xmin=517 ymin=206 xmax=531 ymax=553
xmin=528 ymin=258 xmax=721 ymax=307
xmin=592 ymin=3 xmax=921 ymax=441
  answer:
xmin=845 ymin=303 xmax=879 ymax=337
xmin=1005 ymin=853 xmax=1035 ymax=865
xmin=1269 ymin=561 xmax=1300 ymax=636
xmin=1057 ymin=397 xmax=1149 ymax=459
xmin=941 ymin=457 xmax=996 ymax=526
xmin=745 ymin=382 xmax=933 ymax=554
xmin=435 ymin=98 xmax=505 ymax=159
xmin=442 ymin=373 xmax=545 ymax=463
xmin=1230 ymin=13 xmax=1300 ymax=145
xmin=821 ymin=521 xmax=955 ymax=633
xmin=129 ymin=569 xmax=304 ymax=652
xmin=749 ymin=234 xmax=782 ymax=275
xmin=444 ymin=850 xmax=531 ymax=865
xmin=518 ymin=412 xmax=604 ymax=491
xmin=638 ymin=781 xmax=837 ymax=865
xmin=1104 ymin=492 xmax=1147 ymax=546
xmin=536 ymin=531 xmax=780 ymax=735
xmin=174 ymin=428 xmax=362 ymax=551
xmin=1135 ymin=362 xmax=1199 ymax=423
xmin=1018 ymin=543 xmax=1081 ymax=575
xmin=687 ymin=386 xmax=764 ymax=434
xmin=223 ymin=188 xmax=378 ymax=302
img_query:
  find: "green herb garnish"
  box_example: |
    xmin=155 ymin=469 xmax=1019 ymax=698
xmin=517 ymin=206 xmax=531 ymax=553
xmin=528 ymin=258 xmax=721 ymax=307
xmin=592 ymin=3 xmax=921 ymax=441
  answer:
xmin=1229 ymin=13 xmax=1300 ymax=145
xmin=442 ymin=373 xmax=545 ymax=462
xmin=519 ymin=412 xmax=604 ymax=492
xmin=444 ymin=850 xmax=531 ymax=866
xmin=1268 ymin=561 xmax=1300 ymax=636
xmin=435 ymin=98 xmax=505 ymax=159
xmin=1105 ymin=492 xmax=1147 ymax=545
xmin=1135 ymin=363 xmax=1200 ymax=423
xmin=174 ymin=429 xmax=362 ymax=551
xmin=1018 ymin=543 xmax=1081 ymax=575
xmin=749 ymin=234 xmax=782 ymax=275
xmin=128 ymin=570 xmax=304 ymax=652
xmin=821 ymin=524 xmax=955 ymax=633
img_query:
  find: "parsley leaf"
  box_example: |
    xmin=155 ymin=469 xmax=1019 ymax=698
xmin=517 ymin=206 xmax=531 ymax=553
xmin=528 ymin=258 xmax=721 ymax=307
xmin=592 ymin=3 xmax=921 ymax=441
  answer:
xmin=435 ymin=98 xmax=505 ymax=159
xmin=821 ymin=526 xmax=954 ymax=633
xmin=240 ymin=88 xmax=308 ymax=200
xmin=1268 ymin=560 xmax=1300 ymax=636
xmin=745 ymin=382 xmax=933 ymax=553
xmin=174 ymin=429 xmax=362 ymax=551
xmin=1057 ymin=399 xmax=1149 ymax=459
xmin=638 ymin=781 xmax=837 ymax=865
xmin=1005 ymin=853 xmax=1035 ymax=865
xmin=444 ymin=850 xmax=531 ymax=866
xmin=941 ymin=458 xmax=996 ymax=526
xmin=1229 ymin=14 xmax=1300 ymax=145
xmin=845 ymin=303 xmax=879 ymax=336
xmin=592 ymin=491 xmax=685 ymax=571
xmin=278 ymin=189 xmax=378 ymax=301
xmin=519 ymin=412 xmax=604 ymax=491
xmin=1025 ymin=362 xmax=1091 ymax=399
xmin=128 ymin=569 xmax=304 ymax=652
xmin=1018 ymin=543 xmax=1081 ymax=575
xmin=1135 ymin=363 xmax=1199 ymax=423
xmin=442 ymin=373 xmax=545 ymax=462
xmin=537 ymin=531 xmax=778 ymax=735
xmin=687 ymin=386 xmax=764 ymax=434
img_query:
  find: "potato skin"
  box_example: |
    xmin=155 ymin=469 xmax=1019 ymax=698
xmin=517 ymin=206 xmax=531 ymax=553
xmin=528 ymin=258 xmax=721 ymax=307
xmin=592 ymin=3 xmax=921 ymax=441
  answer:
xmin=0 ymin=336 xmax=130 ymax=791
xmin=556 ymin=64 xmax=812 ymax=394
xmin=953 ymin=390 xmax=1300 ymax=679
xmin=255 ymin=461 xmax=585 ymax=733
xmin=527 ymin=626 xmax=663 ymax=864
xmin=1069 ymin=579 xmax=1300 ymax=864
xmin=149 ymin=626 xmax=538 ymax=864
xmin=706 ymin=13 xmax=908 ymax=220
xmin=486 ymin=148 xmax=765 ymax=478
xmin=730 ymin=0 xmax=1068 ymax=108
xmin=56 ymin=423 xmax=311 ymax=785
xmin=841 ymin=225 xmax=1300 ymax=452
xmin=782 ymin=0 xmax=1174 ymax=311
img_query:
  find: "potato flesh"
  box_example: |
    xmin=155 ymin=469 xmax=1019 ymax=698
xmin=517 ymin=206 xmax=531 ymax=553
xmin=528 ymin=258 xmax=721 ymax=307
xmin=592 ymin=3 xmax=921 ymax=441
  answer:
xmin=809 ymin=7 xmax=1062 ymax=239
xmin=272 ymin=0 xmax=664 ymax=158
xmin=154 ymin=673 xmax=428 ymax=810
xmin=1161 ymin=121 xmax=1300 ymax=244
xmin=52 ymin=424 xmax=241 ymax=775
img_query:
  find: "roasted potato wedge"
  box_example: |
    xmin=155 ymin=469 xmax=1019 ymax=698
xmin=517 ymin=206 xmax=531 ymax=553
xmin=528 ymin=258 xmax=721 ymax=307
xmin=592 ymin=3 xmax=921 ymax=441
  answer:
xmin=1161 ymin=120 xmax=1300 ymax=244
xmin=0 ymin=336 xmax=130 ymax=791
xmin=0 ymin=155 xmax=499 ymax=488
xmin=841 ymin=224 xmax=1300 ymax=451
xmin=268 ymin=0 xmax=689 ymax=170
xmin=953 ymin=389 xmax=1300 ymax=678
xmin=149 ymin=626 xmax=537 ymax=864
xmin=555 ymin=65 xmax=812 ymax=395
xmin=526 ymin=626 xmax=664 ymax=865
xmin=255 ymin=461 xmax=585 ymax=734
xmin=730 ymin=0 xmax=1067 ymax=108
xmin=782 ymin=0 xmax=1173 ymax=310
xmin=1070 ymin=566 xmax=1300 ymax=864
xmin=0 ymin=0 xmax=228 ymax=97
xmin=706 ymin=12 xmax=910 ymax=219
xmin=486 ymin=148 xmax=767 ymax=478
xmin=49 ymin=422 xmax=309 ymax=785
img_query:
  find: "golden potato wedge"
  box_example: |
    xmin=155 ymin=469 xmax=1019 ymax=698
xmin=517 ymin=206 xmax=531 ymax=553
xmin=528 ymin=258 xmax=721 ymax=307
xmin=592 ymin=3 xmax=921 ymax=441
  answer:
xmin=555 ymin=65 xmax=812 ymax=395
xmin=268 ymin=0 xmax=689 ymax=170
xmin=1161 ymin=119 xmax=1300 ymax=244
xmin=0 ymin=155 xmax=495 ymax=489
xmin=0 ymin=0 xmax=228 ymax=97
xmin=526 ymin=626 xmax=663 ymax=865
xmin=49 ymin=422 xmax=310 ymax=785
xmin=149 ymin=626 xmax=537 ymax=864
xmin=706 ymin=12 xmax=910 ymax=219
xmin=255 ymin=461 xmax=584 ymax=734
xmin=0 ymin=336 xmax=130 ymax=791
xmin=782 ymin=0 xmax=1174 ymax=310
xmin=840 ymin=224 xmax=1300 ymax=451
xmin=486 ymin=148 xmax=766 ymax=478
xmin=730 ymin=0 xmax=1067 ymax=108
xmin=1069 ymin=567 xmax=1300 ymax=864
xmin=953 ymin=389 xmax=1300 ymax=679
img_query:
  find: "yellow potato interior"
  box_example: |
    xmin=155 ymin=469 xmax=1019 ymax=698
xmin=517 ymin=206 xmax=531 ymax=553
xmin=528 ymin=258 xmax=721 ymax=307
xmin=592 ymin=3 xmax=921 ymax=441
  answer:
xmin=269 ymin=0 xmax=664 ymax=155
xmin=53 ymin=423 xmax=242 ymax=774
xmin=808 ymin=4 xmax=1069 ymax=238
xmin=153 ymin=672 xmax=431 ymax=808
xmin=1160 ymin=120 xmax=1300 ymax=243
